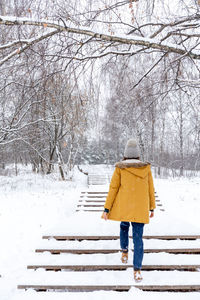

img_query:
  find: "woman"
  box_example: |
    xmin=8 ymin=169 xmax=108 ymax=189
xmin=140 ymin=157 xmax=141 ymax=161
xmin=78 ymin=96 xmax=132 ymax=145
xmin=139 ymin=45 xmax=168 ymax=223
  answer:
xmin=102 ymin=139 xmax=156 ymax=282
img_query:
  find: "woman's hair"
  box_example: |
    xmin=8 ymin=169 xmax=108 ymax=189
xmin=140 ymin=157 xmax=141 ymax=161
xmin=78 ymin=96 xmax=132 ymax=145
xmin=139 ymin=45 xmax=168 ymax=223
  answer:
xmin=123 ymin=157 xmax=140 ymax=160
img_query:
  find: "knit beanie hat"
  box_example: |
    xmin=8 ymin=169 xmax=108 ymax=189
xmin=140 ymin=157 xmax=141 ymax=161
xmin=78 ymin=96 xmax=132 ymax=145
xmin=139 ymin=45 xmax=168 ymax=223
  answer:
xmin=124 ymin=139 xmax=140 ymax=158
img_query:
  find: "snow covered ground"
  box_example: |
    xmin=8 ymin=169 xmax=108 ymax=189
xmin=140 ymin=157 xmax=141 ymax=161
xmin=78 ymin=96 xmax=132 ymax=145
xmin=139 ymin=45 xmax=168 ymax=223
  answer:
xmin=0 ymin=164 xmax=200 ymax=300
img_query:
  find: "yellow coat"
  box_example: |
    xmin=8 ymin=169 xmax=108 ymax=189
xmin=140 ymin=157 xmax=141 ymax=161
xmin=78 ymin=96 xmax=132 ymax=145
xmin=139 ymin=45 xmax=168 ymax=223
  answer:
xmin=103 ymin=160 xmax=156 ymax=224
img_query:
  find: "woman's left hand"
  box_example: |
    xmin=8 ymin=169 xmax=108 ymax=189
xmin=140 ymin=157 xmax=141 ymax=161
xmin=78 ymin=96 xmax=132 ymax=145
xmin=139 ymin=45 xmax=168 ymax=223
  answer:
xmin=103 ymin=212 xmax=108 ymax=220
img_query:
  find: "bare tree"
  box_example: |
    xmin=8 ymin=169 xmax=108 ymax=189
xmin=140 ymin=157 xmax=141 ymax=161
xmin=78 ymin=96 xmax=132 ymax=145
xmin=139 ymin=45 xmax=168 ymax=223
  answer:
xmin=0 ymin=0 xmax=200 ymax=176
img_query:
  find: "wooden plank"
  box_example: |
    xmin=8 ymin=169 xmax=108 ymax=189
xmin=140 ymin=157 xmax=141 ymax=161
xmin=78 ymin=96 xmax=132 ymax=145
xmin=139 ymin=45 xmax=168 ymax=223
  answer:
xmin=42 ymin=235 xmax=200 ymax=241
xmin=35 ymin=248 xmax=200 ymax=255
xmin=143 ymin=235 xmax=200 ymax=240
xmin=35 ymin=249 xmax=122 ymax=254
xmin=77 ymin=205 xmax=104 ymax=207
xmin=137 ymin=285 xmax=200 ymax=292
xmin=88 ymin=183 xmax=107 ymax=186
xmin=79 ymin=200 xmax=105 ymax=203
xmin=17 ymin=284 xmax=200 ymax=292
xmin=82 ymin=192 xmax=158 ymax=195
xmin=88 ymin=176 xmax=108 ymax=178
xmin=42 ymin=235 xmax=121 ymax=241
xmin=27 ymin=264 xmax=200 ymax=271
xmin=147 ymin=248 xmax=200 ymax=254
xmin=76 ymin=210 xmax=102 ymax=212
xmin=18 ymin=285 xmax=131 ymax=292
xmin=78 ymin=200 xmax=161 ymax=203
xmin=81 ymin=192 xmax=108 ymax=194
xmin=80 ymin=195 xmax=106 ymax=198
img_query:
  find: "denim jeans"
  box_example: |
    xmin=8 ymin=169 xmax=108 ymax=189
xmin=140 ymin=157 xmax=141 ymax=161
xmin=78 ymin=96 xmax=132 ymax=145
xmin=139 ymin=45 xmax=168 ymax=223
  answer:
xmin=120 ymin=221 xmax=144 ymax=270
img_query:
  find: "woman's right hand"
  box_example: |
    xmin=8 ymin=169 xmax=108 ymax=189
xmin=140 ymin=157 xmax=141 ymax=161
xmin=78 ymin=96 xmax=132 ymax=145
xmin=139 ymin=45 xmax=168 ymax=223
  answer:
xmin=150 ymin=211 xmax=154 ymax=218
xmin=103 ymin=212 xmax=108 ymax=220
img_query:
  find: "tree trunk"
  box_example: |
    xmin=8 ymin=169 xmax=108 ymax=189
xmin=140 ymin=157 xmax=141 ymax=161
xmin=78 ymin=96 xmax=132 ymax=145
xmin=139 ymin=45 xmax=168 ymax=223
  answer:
xmin=179 ymin=101 xmax=184 ymax=176
xmin=56 ymin=144 xmax=65 ymax=180
xmin=46 ymin=146 xmax=56 ymax=174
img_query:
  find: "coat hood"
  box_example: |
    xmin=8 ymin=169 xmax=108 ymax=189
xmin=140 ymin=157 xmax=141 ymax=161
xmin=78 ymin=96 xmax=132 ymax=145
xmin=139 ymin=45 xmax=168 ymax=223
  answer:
xmin=115 ymin=159 xmax=150 ymax=179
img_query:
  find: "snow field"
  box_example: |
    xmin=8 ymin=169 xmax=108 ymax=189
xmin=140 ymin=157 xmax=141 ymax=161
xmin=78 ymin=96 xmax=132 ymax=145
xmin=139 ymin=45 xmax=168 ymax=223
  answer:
xmin=0 ymin=164 xmax=200 ymax=300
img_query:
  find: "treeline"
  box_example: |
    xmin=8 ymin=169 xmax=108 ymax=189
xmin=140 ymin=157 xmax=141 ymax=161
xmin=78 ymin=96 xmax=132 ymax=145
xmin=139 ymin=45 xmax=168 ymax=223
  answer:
xmin=0 ymin=0 xmax=200 ymax=178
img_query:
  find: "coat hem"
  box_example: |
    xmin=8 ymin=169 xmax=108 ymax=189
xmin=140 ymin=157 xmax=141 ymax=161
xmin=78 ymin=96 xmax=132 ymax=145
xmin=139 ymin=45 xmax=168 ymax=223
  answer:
xmin=107 ymin=217 xmax=149 ymax=224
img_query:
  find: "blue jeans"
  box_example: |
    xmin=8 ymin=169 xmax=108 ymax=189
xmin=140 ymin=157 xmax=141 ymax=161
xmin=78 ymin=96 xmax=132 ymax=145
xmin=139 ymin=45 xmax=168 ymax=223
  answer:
xmin=120 ymin=221 xmax=144 ymax=270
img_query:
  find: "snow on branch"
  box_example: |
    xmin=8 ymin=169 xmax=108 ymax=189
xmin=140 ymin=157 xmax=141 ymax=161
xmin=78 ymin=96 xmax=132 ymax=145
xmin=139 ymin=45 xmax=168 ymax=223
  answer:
xmin=0 ymin=27 xmax=60 ymax=66
xmin=0 ymin=40 xmax=29 ymax=50
xmin=0 ymin=15 xmax=200 ymax=65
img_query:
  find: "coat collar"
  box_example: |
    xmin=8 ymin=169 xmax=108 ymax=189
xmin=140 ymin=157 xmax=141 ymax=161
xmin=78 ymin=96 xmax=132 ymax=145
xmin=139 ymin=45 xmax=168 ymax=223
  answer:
xmin=115 ymin=159 xmax=150 ymax=169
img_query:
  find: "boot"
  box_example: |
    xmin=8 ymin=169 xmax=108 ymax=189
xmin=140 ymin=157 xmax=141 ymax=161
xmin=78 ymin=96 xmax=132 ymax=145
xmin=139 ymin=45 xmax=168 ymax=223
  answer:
xmin=121 ymin=251 xmax=128 ymax=263
xmin=134 ymin=270 xmax=143 ymax=282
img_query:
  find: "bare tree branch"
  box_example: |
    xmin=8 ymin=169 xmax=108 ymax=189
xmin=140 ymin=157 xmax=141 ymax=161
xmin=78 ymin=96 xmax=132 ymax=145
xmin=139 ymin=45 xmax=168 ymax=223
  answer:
xmin=0 ymin=15 xmax=199 ymax=68
xmin=0 ymin=27 xmax=60 ymax=66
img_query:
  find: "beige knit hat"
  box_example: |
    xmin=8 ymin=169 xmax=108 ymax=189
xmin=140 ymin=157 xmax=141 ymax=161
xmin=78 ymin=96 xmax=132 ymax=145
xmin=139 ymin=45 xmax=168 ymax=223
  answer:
xmin=124 ymin=139 xmax=140 ymax=158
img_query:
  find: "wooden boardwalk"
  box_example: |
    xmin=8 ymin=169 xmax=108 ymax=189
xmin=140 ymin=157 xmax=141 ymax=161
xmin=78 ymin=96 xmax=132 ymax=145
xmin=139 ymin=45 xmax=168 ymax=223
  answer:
xmin=18 ymin=173 xmax=200 ymax=293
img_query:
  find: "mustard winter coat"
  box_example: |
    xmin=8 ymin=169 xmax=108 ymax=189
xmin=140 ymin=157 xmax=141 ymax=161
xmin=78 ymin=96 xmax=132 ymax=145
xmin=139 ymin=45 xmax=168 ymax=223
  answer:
xmin=103 ymin=159 xmax=156 ymax=224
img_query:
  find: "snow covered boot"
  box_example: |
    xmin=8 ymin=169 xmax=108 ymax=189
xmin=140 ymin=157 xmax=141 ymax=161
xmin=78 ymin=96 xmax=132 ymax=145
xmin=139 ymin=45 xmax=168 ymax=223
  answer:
xmin=134 ymin=270 xmax=143 ymax=282
xmin=121 ymin=251 xmax=128 ymax=263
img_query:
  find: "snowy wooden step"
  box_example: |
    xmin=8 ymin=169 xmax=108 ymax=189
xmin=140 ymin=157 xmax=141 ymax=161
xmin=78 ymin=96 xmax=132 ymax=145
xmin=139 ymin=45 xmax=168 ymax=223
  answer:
xmin=80 ymin=193 xmax=159 ymax=196
xmin=79 ymin=200 xmax=105 ymax=202
xmin=78 ymin=199 xmax=161 ymax=202
xmin=77 ymin=202 xmax=162 ymax=207
xmin=76 ymin=209 xmax=164 ymax=212
xmin=43 ymin=235 xmax=200 ymax=241
xmin=37 ymin=238 xmax=200 ymax=249
xmin=17 ymin=284 xmax=200 ymax=292
xmin=35 ymin=248 xmax=200 ymax=255
xmin=80 ymin=195 xmax=106 ymax=198
xmin=77 ymin=204 xmax=104 ymax=207
xmin=27 ymin=264 xmax=200 ymax=271
xmin=76 ymin=209 xmax=103 ymax=212
xmin=88 ymin=177 xmax=109 ymax=185
xmin=81 ymin=192 xmax=108 ymax=194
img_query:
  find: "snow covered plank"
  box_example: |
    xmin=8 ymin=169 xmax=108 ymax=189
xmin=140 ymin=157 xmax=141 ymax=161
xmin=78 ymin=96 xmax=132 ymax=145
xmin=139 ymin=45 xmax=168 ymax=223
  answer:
xmin=35 ymin=239 xmax=200 ymax=249
xmin=77 ymin=204 xmax=104 ymax=207
xmin=80 ymin=194 xmax=160 ymax=197
xmin=88 ymin=175 xmax=109 ymax=185
xmin=81 ymin=192 xmax=108 ymax=194
xmin=80 ymin=195 xmax=106 ymax=198
xmin=145 ymin=248 xmax=200 ymax=254
xmin=35 ymin=249 xmax=122 ymax=254
xmin=76 ymin=209 xmax=164 ymax=212
xmin=27 ymin=264 xmax=200 ymax=271
xmin=35 ymin=248 xmax=200 ymax=255
xmin=143 ymin=235 xmax=200 ymax=240
xmin=76 ymin=209 xmax=102 ymax=212
xmin=88 ymin=183 xmax=108 ymax=186
xmin=88 ymin=183 xmax=108 ymax=185
xmin=78 ymin=199 xmax=161 ymax=203
xmin=42 ymin=235 xmax=200 ymax=241
xmin=78 ymin=200 xmax=105 ymax=202
xmin=81 ymin=192 xmax=158 ymax=195
xmin=42 ymin=235 xmax=121 ymax=241
xmin=17 ymin=284 xmax=200 ymax=292
xmin=137 ymin=285 xmax=200 ymax=292
xmin=17 ymin=284 xmax=132 ymax=292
